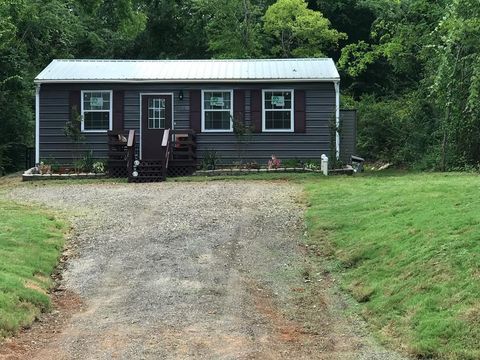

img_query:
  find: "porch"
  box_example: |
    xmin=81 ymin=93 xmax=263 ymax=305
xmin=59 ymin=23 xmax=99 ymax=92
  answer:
xmin=107 ymin=129 xmax=197 ymax=182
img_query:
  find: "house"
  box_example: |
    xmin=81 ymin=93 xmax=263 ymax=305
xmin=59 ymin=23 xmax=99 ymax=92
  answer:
xmin=34 ymin=58 xmax=356 ymax=180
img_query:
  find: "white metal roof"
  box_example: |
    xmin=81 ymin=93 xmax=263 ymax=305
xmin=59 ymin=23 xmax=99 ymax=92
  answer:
xmin=35 ymin=58 xmax=340 ymax=84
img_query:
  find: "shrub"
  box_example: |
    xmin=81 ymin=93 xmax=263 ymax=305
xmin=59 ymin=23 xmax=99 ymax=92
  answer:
xmin=202 ymin=149 xmax=220 ymax=170
xmin=81 ymin=151 xmax=95 ymax=173
xmin=282 ymin=158 xmax=301 ymax=168
xmin=92 ymin=161 xmax=105 ymax=174
xmin=303 ymin=159 xmax=320 ymax=170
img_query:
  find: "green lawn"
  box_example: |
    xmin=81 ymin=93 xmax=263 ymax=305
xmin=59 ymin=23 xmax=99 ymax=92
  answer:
xmin=305 ymin=172 xmax=480 ymax=359
xmin=0 ymin=200 xmax=66 ymax=338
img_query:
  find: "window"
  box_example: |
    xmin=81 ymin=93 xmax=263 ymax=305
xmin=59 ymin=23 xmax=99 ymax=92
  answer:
xmin=81 ymin=90 xmax=112 ymax=132
xmin=148 ymin=98 xmax=166 ymax=129
xmin=202 ymin=90 xmax=233 ymax=132
xmin=262 ymin=90 xmax=294 ymax=132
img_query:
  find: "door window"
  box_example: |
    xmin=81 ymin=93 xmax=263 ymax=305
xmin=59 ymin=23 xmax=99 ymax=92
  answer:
xmin=148 ymin=98 xmax=166 ymax=129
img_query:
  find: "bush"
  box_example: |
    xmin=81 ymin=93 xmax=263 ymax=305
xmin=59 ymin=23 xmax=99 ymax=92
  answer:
xmin=43 ymin=156 xmax=60 ymax=173
xmin=303 ymin=159 xmax=320 ymax=170
xmin=356 ymin=93 xmax=437 ymax=166
xmin=282 ymin=158 xmax=301 ymax=168
xmin=92 ymin=161 xmax=105 ymax=174
xmin=80 ymin=151 xmax=95 ymax=173
xmin=202 ymin=149 xmax=220 ymax=170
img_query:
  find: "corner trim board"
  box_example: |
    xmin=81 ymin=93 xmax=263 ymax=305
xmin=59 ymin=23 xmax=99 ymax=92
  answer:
xmin=334 ymin=81 xmax=340 ymax=160
xmin=35 ymin=84 xmax=40 ymax=164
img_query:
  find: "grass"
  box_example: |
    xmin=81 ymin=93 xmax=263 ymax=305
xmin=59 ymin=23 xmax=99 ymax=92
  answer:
xmin=305 ymin=172 xmax=480 ymax=359
xmin=0 ymin=199 xmax=66 ymax=338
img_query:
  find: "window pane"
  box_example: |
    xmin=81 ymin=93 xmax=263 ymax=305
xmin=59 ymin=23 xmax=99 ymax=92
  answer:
xmin=204 ymin=91 xmax=231 ymax=110
xmin=148 ymin=98 xmax=166 ymax=129
xmin=265 ymin=110 xmax=291 ymax=130
xmin=84 ymin=91 xmax=111 ymax=111
xmin=264 ymin=91 xmax=292 ymax=110
xmin=84 ymin=111 xmax=109 ymax=130
xmin=205 ymin=111 xmax=231 ymax=130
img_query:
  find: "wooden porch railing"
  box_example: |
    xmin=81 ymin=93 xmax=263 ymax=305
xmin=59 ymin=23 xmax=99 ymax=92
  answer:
xmin=161 ymin=129 xmax=171 ymax=179
xmin=126 ymin=129 xmax=136 ymax=177
xmin=107 ymin=130 xmax=130 ymax=177
xmin=171 ymin=129 xmax=197 ymax=162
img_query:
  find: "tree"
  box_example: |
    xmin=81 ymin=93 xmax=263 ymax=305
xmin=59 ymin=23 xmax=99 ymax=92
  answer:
xmin=129 ymin=0 xmax=208 ymax=59
xmin=263 ymin=0 xmax=346 ymax=58
xmin=194 ymin=0 xmax=264 ymax=58
xmin=430 ymin=0 xmax=480 ymax=169
xmin=73 ymin=0 xmax=147 ymax=58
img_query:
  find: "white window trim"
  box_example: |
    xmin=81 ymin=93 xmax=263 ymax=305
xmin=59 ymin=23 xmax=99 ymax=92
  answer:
xmin=81 ymin=90 xmax=113 ymax=133
xmin=201 ymin=89 xmax=234 ymax=133
xmin=262 ymin=89 xmax=295 ymax=132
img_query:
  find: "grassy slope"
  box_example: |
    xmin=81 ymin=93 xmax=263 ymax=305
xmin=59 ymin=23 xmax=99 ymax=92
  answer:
xmin=305 ymin=172 xmax=480 ymax=359
xmin=0 ymin=199 xmax=66 ymax=338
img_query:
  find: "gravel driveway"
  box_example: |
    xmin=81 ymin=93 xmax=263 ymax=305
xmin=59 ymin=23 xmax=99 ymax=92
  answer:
xmin=4 ymin=181 xmax=407 ymax=360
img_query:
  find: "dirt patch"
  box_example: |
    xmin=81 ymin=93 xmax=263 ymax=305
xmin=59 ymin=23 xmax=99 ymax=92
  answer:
xmin=0 ymin=290 xmax=84 ymax=360
xmin=4 ymin=181 xmax=408 ymax=359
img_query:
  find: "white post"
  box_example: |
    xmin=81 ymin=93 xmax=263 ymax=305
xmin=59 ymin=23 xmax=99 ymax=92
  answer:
xmin=35 ymin=84 xmax=41 ymax=164
xmin=321 ymin=154 xmax=329 ymax=176
xmin=334 ymin=81 xmax=340 ymax=160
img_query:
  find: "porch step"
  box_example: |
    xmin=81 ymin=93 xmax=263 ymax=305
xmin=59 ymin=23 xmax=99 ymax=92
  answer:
xmin=128 ymin=160 xmax=166 ymax=183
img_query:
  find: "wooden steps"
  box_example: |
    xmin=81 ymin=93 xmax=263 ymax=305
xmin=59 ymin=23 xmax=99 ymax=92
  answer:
xmin=108 ymin=129 xmax=197 ymax=182
xmin=129 ymin=160 xmax=166 ymax=183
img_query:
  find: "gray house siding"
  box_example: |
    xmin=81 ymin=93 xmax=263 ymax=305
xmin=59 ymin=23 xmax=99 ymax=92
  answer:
xmin=39 ymin=90 xmax=109 ymax=163
xmin=39 ymin=82 xmax=336 ymax=165
xmin=339 ymin=110 xmax=357 ymax=162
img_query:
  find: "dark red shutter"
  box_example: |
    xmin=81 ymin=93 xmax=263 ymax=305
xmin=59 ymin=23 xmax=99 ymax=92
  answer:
xmin=69 ymin=91 xmax=81 ymax=130
xmin=113 ymin=90 xmax=124 ymax=131
xmin=233 ymin=90 xmax=245 ymax=123
xmin=250 ymin=89 xmax=262 ymax=132
xmin=294 ymin=90 xmax=306 ymax=133
xmin=189 ymin=90 xmax=201 ymax=132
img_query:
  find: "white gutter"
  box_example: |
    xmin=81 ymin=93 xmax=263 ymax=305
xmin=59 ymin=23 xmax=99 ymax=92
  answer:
xmin=334 ymin=81 xmax=340 ymax=160
xmin=35 ymin=84 xmax=40 ymax=164
xmin=34 ymin=78 xmax=340 ymax=84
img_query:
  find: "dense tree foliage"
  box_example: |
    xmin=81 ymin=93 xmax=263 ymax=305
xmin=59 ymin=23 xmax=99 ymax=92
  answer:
xmin=263 ymin=0 xmax=346 ymax=57
xmin=1 ymin=0 xmax=480 ymax=172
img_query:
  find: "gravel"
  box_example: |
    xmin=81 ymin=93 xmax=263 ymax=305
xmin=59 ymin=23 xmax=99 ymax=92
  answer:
xmin=6 ymin=181 xmax=408 ymax=360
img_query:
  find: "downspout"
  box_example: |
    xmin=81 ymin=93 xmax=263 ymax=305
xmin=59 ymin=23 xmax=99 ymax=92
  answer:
xmin=35 ymin=84 xmax=41 ymax=164
xmin=334 ymin=80 xmax=340 ymax=160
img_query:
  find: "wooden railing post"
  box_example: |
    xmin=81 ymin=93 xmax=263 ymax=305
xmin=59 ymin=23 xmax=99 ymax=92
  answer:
xmin=126 ymin=129 xmax=136 ymax=177
xmin=161 ymin=129 xmax=171 ymax=179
